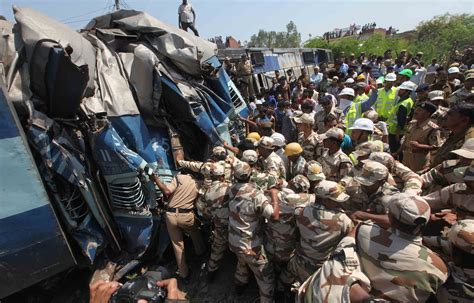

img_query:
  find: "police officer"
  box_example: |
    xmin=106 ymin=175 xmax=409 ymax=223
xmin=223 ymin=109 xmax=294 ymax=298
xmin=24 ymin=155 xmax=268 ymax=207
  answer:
xmin=237 ymin=54 xmax=255 ymax=101
xmin=320 ymin=127 xmax=353 ymax=182
xmin=257 ymin=136 xmax=287 ymax=179
xmin=295 ymin=113 xmax=324 ymax=162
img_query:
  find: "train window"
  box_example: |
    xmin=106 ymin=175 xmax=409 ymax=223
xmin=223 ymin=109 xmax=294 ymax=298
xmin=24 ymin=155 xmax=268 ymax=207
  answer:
xmin=251 ymin=52 xmax=265 ymax=66
xmin=302 ymin=52 xmax=315 ymax=64
xmin=317 ymin=50 xmax=328 ymax=63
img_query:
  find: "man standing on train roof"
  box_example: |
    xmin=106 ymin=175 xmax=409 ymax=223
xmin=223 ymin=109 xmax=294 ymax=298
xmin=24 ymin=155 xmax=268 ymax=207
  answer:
xmin=178 ymin=0 xmax=199 ymax=36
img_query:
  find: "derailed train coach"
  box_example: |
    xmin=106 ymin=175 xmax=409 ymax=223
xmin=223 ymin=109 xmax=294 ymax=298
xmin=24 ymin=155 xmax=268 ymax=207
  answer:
xmin=0 ymin=7 xmax=248 ymax=298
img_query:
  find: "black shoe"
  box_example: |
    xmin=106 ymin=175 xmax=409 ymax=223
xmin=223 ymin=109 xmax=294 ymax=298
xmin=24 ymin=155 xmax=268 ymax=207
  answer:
xmin=235 ymin=283 xmax=248 ymax=295
xmin=207 ymin=270 xmax=217 ymax=282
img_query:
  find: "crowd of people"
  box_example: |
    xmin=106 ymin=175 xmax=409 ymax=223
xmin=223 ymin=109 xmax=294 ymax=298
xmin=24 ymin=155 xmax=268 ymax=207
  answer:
xmin=169 ymin=50 xmax=474 ymax=302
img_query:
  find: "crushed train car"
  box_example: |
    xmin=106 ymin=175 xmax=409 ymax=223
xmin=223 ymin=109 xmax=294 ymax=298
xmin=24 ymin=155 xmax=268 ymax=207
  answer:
xmin=0 ymin=7 xmax=247 ymax=298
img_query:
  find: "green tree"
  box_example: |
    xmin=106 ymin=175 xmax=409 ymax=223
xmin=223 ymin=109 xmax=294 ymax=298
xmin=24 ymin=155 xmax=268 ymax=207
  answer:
xmin=248 ymin=21 xmax=301 ymax=48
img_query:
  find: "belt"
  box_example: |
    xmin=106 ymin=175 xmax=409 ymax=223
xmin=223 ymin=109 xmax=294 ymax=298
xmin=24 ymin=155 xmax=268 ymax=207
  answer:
xmin=166 ymin=207 xmax=194 ymax=213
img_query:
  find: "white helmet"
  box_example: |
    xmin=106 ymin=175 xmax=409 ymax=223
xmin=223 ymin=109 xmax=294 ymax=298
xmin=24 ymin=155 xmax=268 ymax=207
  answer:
xmin=398 ymin=81 xmax=417 ymax=91
xmin=339 ymin=87 xmax=355 ymax=97
xmin=384 ymin=73 xmax=397 ymax=82
xmin=448 ymin=66 xmax=460 ymax=74
xmin=349 ymin=118 xmax=374 ymax=132
xmin=271 ymin=132 xmax=286 ymax=147
xmin=345 ymin=78 xmax=355 ymax=84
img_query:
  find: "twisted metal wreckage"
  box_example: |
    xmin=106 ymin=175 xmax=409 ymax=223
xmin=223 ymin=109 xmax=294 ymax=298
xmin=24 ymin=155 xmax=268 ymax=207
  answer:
xmin=0 ymin=7 xmax=248 ymax=297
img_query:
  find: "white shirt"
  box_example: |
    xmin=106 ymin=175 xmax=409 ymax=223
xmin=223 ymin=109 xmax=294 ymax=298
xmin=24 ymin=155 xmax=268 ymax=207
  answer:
xmin=178 ymin=3 xmax=194 ymax=23
xmin=427 ymin=63 xmax=439 ymax=73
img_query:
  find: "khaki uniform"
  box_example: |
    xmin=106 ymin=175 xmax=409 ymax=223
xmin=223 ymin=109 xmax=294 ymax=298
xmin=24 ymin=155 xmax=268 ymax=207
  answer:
xmin=204 ymin=180 xmax=231 ymax=273
xmin=296 ymin=237 xmax=371 ymax=303
xmin=421 ymin=159 xmax=465 ymax=193
xmin=320 ymin=149 xmax=353 ymax=182
xmin=280 ymin=202 xmax=353 ymax=284
xmin=314 ymin=108 xmax=345 ymax=134
xmin=346 ymin=179 xmax=399 ymax=214
xmin=423 ymin=183 xmax=474 ymax=219
xmin=264 ymin=188 xmax=297 ymax=263
xmin=237 ymin=60 xmax=255 ymax=100
xmin=260 ymin=151 xmax=287 ymax=179
xmin=298 ymin=131 xmax=324 ymax=162
xmin=357 ymin=222 xmax=448 ymax=302
xmin=402 ymin=119 xmax=443 ymax=172
xmin=431 ymin=127 xmax=471 ymax=168
xmin=449 ymin=86 xmax=474 ymax=104
xmin=390 ymin=160 xmax=423 ymax=195
xmin=165 ymin=174 xmax=205 ymax=278
xmin=228 ymin=182 xmax=275 ymax=303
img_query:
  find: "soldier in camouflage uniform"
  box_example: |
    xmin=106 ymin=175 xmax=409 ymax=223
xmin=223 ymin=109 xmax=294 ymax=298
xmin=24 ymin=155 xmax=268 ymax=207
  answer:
xmin=356 ymin=193 xmax=448 ymax=302
xmin=368 ymin=152 xmax=423 ymax=195
xmin=320 ymin=127 xmax=354 ymax=182
xmin=421 ymin=138 xmax=474 ymax=193
xmin=284 ymin=142 xmax=306 ymax=180
xmin=295 ymin=113 xmax=324 ymax=162
xmin=257 ymin=136 xmax=287 ymax=179
xmin=346 ymin=160 xmax=399 ymax=215
xmin=264 ymin=175 xmax=310 ymax=265
xmin=241 ymin=149 xmax=282 ymax=191
xmin=436 ymin=219 xmax=474 ymax=302
xmin=177 ymin=146 xmax=232 ymax=182
xmin=305 ymin=160 xmax=326 ymax=193
xmin=279 ymin=180 xmax=353 ymax=288
xmin=228 ymin=161 xmax=279 ymax=303
xmin=204 ymin=163 xmax=231 ymax=281
xmin=423 ymin=165 xmax=474 ymax=220
xmin=343 ymin=140 xmax=385 ymax=185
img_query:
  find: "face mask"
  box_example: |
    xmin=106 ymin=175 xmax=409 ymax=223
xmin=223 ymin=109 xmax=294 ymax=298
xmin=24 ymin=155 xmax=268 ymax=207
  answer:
xmin=339 ymin=98 xmax=352 ymax=111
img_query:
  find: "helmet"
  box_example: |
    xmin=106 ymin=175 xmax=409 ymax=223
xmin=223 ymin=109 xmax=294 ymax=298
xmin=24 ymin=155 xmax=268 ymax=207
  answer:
xmin=349 ymin=118 xmax=374 ymax=132
xmin=399 ymin=69 xmax=413 ymax=78
xmin=271 ymin=132 xmax=286 ymax=147
xmin=247 ymin=132 xmax=261 ymax=142
xmin=384 ymin=73 xmax=397 ymax=82
xmin=339 ymin=88 xmax=355 ymax=97
xmin=284 ymin=142 xmax=303 ymax=156
xmin=399 ymin=81 xmax=417 ymax=91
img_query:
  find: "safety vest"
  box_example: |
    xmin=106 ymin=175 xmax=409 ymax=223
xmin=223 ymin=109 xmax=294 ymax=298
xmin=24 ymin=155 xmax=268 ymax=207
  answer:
xmin=375 ymin=87 xmax=397 ymax=119
xmin=354 ymin=93 xmax=369 ymax=103
xmin=387 ymin=97 xmax=414 ymax=135
xmin=345 ymin=102 xmax=362 ymax=135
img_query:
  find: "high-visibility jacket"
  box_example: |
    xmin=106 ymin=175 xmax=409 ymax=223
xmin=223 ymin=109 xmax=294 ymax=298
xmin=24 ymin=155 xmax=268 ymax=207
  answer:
xmin=387 ymin=97 xmax=414 ymax=135
xmin=345 ymin=102 xmax=362 ymax=134
xmin=354 ymin=93 xmax=369 ymax=103
xmin=375 ymin=87 xmax=397 ymax=119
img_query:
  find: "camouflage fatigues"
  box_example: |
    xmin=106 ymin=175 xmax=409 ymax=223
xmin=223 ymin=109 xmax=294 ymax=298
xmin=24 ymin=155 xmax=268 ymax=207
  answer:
xmin=431 ymin=127 xmax=471 ymax=168
xmin=250 ymin=168 xmax=280 ymax=191
xmin=228 ymin=182 xmax=275 ymax=302
xmin=204 ymin=180 xmax=231 ymax=272
xmin=357 ymin=221 xmax=448 ymax=302
xmin=421 ymin=159 xmax=465 ymax=192
xmin=346 ymin=179 xmax=399 ymax=214
xmin=449 ymin=86 xmax=474 ymax=104
xmin=280 ymin=201 xmax=353 ymax=284
xmin=287 ymin=155 xmax=307 ymax=180
xmin=296 ymin=236 xmax=371 ymax=303
xmin=298 ymin=131 xmax=324 ymax=162
xmin=260 ymin=151 xmax=287 ymax=179
xmin=423 ymin=183 xmax=474 ymax=219
xmin=319 ymin=149 xmax=353 ymax=182
xmin=314 ymin=108 xmax=345 ymax=134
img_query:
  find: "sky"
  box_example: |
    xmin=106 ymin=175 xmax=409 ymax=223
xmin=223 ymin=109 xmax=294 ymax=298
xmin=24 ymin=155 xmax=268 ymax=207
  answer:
xmin=1 ymin=0 xmax=473 ymax=43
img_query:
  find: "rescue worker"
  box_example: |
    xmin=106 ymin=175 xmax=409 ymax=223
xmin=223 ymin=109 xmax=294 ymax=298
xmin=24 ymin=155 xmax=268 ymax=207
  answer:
xmin=430 ymin=102 xmax=474 ymax=168
xmin=257 ymin=136 xmax=286 ymax=179
xmin=279 ymin=180 xmax=353 ymax=287
xmin=151 ymin=169 xmax=205 ymax=282
xmin=204 ymin=163 xmax=231 ymax=281
xmin=374 ymin=72 xmax=397 ymax=121
xmin=228 ymin=161 xmax=279 ymax=302
xmin=304 ymin=160 xmax=326 ymax=193
xmin=345 ymin=160 xmax=399 ymax=215
xmin=387 ymin=80 xmax=417 ymax=153
xmin=320 ymin=127 xmax=353 ymax=182
xmin=241 ymin=149 xmax=280 ymax=191
xmin=284 ymin=142 xmax=306 ymax=180
xmin=397 ymin=68 xmax=413 ymax=85
xmin=423 ymin=165 xmax=474 ymax=220
xmin=338 ymin=87 xmax=355 ymax=112
xmin=295 ymin=113 xmax=324 ymax=162
xmin=237 ymin=54 xmax=255 ymax=101
xmin=343 ymin=86 xmax=379 ymax=133
xmin=354 ymin=82 xmax=369 ymax=103
xmin=356 ymin=194 xmax=448 ymax=302
xmin=313 ymin=95 xmax=344 ymax=134
xmin=397 ymin=102 xmax=443 ymax=173
xmin=348 ymin=118 xmax=374 ymax=150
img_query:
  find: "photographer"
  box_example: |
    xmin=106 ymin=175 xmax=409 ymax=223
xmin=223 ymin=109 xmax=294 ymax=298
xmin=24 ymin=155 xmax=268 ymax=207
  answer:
xmin=89 ymin=278 xmax=188 ymax=303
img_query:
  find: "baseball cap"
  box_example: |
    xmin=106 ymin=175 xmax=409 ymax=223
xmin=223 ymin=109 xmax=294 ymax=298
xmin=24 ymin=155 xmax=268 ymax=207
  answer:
xmin=339 ymin=87 xmax=355 ymax=97
xmin=258 ymin=136 xmax=275 ymax=150
xmin=465 ymin=70 xmax=474 ymax=81
xmin=305 ymin=160 xmax=326 ymax=181
xmin=212 ymin=146 xmax=227 ymax=157
xmin=293 ymin=113 xmax=315 ymax=125
xmin=428 ymin=90 xmax=444 ymax=101
xmin=388 ymin=193 xmax=431 ymax=226
xmin=241 ymin=150 xmax=258 ymax=164
xmin=210 ymin=163 xmax=225 ymax=176
xmin=271 ymin=132 xmax=286 ymax=147
xmin=321 ymin=127 xmax=345 ymax=141
xmin=233 ymin=161 xmax=252 ymax=180
xmin=448 ymin=66 xmax=460 ymax=74
xmin=449 ymin=219 xmax=474 ymax=254
xmin=416 ymin=102 xmax=438 ymax=114
xmin=315 ymin=180 xmax=350 ymax=203
xmin=399 ymin=81 xmax=417 ymax=91
xmin=291 ymin=175 xmax=311 ymax=193
xmin=345 ymin=78 xmax=355 ymax=84
xmin=451 ymin=138 xmax=474 ymax=159
xmin=399 ymin=69 xmax=413 ymax=78
xmin=368 ymin=152 xmax=395 ymax=170
xmin=354 ymin=160 xmax=389 ymax=186
xmin=384 ymin=73 xmax=397 ymax=82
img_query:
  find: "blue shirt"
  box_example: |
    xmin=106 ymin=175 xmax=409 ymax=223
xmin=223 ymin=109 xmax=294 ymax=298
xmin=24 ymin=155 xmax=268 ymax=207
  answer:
xmin=341 ymin=134 xmax=353 ymax=152
xmin=339 ymin=63 xmax=349 ymax=76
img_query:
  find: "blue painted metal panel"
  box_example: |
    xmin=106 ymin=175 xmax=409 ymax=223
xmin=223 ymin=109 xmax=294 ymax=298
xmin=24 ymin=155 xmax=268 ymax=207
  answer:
xmin=0 ymin=91 xmax=75 ymax=298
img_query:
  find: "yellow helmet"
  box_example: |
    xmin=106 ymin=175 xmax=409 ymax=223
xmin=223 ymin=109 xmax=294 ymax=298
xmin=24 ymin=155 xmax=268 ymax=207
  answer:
xmin=247 ymin=132 xmax=261 ymax=142
xmin=284 ymin=142 xmax=303 ymax=156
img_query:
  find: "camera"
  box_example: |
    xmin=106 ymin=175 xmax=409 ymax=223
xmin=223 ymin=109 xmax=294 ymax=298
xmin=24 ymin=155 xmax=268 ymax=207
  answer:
xmin=110 ymin=271 xmax=168 ymax=303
